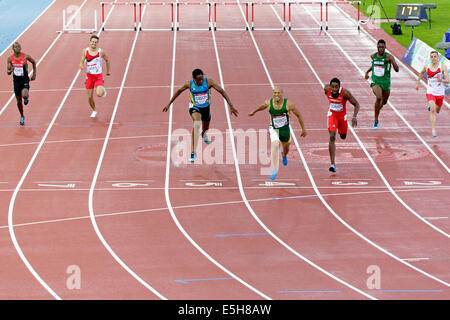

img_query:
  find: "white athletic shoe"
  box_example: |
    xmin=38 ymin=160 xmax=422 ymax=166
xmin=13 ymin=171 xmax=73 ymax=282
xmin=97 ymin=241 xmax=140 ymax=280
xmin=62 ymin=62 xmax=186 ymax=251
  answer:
xmin=102 ymin=87 xmax=107 ymax=98
xmin=90 ymin=110 xmax=97 ymax=118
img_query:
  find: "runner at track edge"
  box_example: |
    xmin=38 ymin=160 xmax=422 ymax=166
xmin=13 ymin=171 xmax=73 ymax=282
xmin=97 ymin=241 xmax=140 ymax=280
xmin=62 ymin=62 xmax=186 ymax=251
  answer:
xmin=415 ymin=50 xmax=449 ymax=137
xmin=7 ymin=42 xmax=36 ymax=126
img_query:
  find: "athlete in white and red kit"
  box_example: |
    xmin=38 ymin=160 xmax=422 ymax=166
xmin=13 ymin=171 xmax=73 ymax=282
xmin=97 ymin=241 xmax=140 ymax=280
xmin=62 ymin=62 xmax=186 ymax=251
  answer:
xmin=415 ymin=50 xmax=449 ymax=137
xmin=79 ymin=35 xmax=110 ymax=118
xmin=323 ymin=78 xmax=360 ymax=173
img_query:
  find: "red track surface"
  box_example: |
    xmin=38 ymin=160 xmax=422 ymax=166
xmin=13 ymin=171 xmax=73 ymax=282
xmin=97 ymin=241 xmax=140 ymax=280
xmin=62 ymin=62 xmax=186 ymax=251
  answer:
xmin=0 ymin=0 xmax=448 ymax=300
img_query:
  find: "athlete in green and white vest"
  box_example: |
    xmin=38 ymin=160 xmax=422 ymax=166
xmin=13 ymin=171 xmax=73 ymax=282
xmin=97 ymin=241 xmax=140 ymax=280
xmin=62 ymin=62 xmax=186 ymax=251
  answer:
xmin=249 ymin=87 xmax=307 ymax=180
xmin=365 ymin=39 xmax=399 ymax=130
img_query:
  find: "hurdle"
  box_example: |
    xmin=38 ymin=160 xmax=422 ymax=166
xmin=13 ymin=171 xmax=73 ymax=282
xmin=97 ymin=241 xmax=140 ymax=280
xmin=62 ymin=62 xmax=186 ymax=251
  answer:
xmin=324 ymin=1 xmax=360 ymax=30
xmin=139 ymin=2 xmax=174 ymax=31
xmin=213 ymin=2 xmax=249 ymax=31
xmin=287 ymin=1 xmax=323 ymax=30
xmin=60 ymin=9 xmax=97 ymax=33
xmin=101 ymin=2 xmax=138 ymax=31
xmin=175 ymin=2 xmax=212 ymax=31
xmin=249 ymin=2 xmax=287 ymax=30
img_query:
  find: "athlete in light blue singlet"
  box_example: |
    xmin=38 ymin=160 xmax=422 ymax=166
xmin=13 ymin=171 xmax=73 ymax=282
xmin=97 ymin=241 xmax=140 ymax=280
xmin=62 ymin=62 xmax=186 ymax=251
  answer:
xmin=163 ymin=69 xmax=238 ymax=163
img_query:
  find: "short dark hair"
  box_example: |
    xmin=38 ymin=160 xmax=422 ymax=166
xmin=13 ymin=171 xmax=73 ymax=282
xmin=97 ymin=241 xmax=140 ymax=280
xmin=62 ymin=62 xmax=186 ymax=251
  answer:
xmin=192 ymin=68 xmax=203 ymax=78
xmin=377 ymin=39 xmax=386 ymax=46
xmin=330 ymin=77 xmax=340 ymax=86
xmin=430 ymin=50 xmax=439 ymax=56
xmin=90 ymin=35 xmax=99 ymax=41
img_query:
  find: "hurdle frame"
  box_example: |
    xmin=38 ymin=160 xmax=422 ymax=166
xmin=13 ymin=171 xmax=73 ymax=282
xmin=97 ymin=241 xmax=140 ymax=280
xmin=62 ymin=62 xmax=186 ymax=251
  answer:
xmin=250 ymin=2 xmax=287 ymax=31
xmin=60 ymin=9 xmax=98 ymax=33
xmin=101 ymin=2 xmax=138 ymax=31
xmin=175 ymin=2 xmax=212 ymax=31
xmin=139 ymin=2 xmax=174 ymax=31
xmin=324 ymin=1 xmax=360 ymax=30
xmin=213 ymin=2 xmax=249 ymax=31
xmin=287 ymin=1 xmax=323 ymax=30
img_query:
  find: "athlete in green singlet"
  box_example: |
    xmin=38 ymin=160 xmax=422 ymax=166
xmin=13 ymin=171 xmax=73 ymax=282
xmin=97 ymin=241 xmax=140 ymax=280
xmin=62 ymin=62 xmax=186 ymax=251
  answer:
xmin=365 ymin=39 xmax=399 ymax=130
xmin=249 ymin=87 xmax=307 ymax=180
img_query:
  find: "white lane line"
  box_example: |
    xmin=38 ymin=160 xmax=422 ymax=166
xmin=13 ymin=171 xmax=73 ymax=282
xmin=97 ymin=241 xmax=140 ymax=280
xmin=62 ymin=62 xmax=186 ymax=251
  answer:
xmin=7 ymin=0 xmax=121 ymax=300
xmin=86 ymin=1 xmax=166 ymax=300
xmin=163 ymin=1 xmax=271 ymax=300
xmin=268 ymin=3 xmax=450 ymax=287
xmin=2 ymin=185 xmax=449 ymax=231
xmin=0 ymin=0 xmax=89 ymax=116
xmin=299 ymin=4 xmax=450 ymax=237
xmin=215 ymin=0 xmax=376 ymax=300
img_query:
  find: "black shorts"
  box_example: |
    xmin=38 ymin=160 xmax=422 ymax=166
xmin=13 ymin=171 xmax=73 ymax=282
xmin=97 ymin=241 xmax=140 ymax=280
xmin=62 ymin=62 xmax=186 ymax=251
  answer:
xmin=13 ymin=77 xmax=30 ymax=97
xmin=189 ymin=104 xmax=211 ymax=122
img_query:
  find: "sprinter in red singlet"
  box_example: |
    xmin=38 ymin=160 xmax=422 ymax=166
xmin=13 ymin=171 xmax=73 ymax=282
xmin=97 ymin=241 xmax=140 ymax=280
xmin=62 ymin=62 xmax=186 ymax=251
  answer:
xmin=323 ymin=78 xmax=360 ymax=173
xmin=6 ymin=42 xmax=36 ymax=125
xmin=79 ymin=35 xmax=110 ymax=118
xmin=415 ymin=50 xmax=449 ymax=137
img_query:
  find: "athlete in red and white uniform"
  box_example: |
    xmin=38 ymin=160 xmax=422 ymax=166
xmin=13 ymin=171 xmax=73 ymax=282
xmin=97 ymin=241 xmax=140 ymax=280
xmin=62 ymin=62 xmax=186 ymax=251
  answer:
xmin=323 ymin=78 xmax=360 ymax=173
xmin=416 ymin=50 xmax=449 ymax=137
xmin=79 ymin=35 xmax=110 ymax=118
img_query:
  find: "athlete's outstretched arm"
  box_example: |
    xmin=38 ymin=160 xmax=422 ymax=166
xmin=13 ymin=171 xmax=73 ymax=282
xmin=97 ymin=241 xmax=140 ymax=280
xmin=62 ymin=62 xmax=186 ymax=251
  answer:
xmin=365 ymin=66 xmax=372 ymax=80
xmin=415 ymin=65 xmax=427 ymax=90
xmin=365 ymin=54 xmax=374 ymax=79
xmin=248 ymin=100 xmax=269 ymax=116
xmin=343 ymin=89 xmax=360 ymax=128
xmin=79 ymin=48 xmax=86 ymax=70
xmin=26 ymin=54 xmax=37 ymax=81
xmin=208 ymin=79 xmax=238 ymax=117
xmin=6 ymin=57 xmax=12 ymax=75
xmin=162 ymin=82 xmax=190 ymax=112
xmin=439 ymin=64 xmax=449 ymax=84
xmin=287 ymin=101 xmax=307 ymax=137
xmin=101 ymin=51 xmax=111 ymax=76
xmin=388 ymin=53 xmax=399 ymax=72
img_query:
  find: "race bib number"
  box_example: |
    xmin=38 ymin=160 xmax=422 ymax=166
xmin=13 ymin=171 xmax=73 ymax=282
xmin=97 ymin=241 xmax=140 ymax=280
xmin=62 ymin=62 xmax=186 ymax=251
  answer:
xmin=14 ymin=67 xmax=24 ymax=77
xmin=273 ymin=115 xmax=288 ymax=128
xmin=329 ymin=103 xmax=343 ymax=112
xmin=194 ymin=92 xmax=208 ymax=105
xmin=87 ymin=63 xmax=99 ymax=74
xmin=373 ymin=65 xmax=385 ymax=77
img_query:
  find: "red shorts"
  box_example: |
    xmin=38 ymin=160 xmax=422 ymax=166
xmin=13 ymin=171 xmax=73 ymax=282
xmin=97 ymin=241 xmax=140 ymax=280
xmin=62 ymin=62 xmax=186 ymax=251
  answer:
xmin=85 ymin=73 xmax=104 ymax=90
xmin=328 ymin=110 xmax=348 ymax=135
xmin=426 ymin=94 xmax=444 ymax=107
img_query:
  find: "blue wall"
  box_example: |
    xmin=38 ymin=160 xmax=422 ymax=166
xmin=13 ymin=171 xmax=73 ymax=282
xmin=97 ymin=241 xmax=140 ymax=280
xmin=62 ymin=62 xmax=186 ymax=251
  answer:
xmin=0 ymin=0 xmax=54 ymax=54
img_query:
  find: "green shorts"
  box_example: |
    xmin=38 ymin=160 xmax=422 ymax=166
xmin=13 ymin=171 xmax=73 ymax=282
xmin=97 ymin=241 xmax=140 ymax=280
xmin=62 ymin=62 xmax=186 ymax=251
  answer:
xmin=371 ymin=82 xmax=390 ymax=92
xmin=269 ymin=125 xmax=291 ymax=143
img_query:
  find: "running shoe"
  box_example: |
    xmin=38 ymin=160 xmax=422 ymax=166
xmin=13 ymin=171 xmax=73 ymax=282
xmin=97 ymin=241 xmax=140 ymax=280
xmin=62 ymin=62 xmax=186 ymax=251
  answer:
xmin=432 ymin=132 xmax=437 ymax=138
xmin=202 ymin=131 xmax=210 ymax=144
xmin=270 ymin=169 xmax=277 ymax=180
xmin=281 ymin=151 xmax=287 ymax=166
xmin=427 ymin=105 xmax=430 ymax=111
xmin=102 ymin=88 xmax=107 ymax=98
xmin=24 ymin=98 xmax=29 ymax=105
xmin=20 ymin=116 xmax=24 ymax=126
xmin=329 ymin=165 xmax=336 ymax=173
xmin=373 ymin=120 xmax=379 ymax=130
xmin=90 ymin=110 xmax=97 ymax=118
xmin=189 ymin=152 xmax=197 ymax=163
